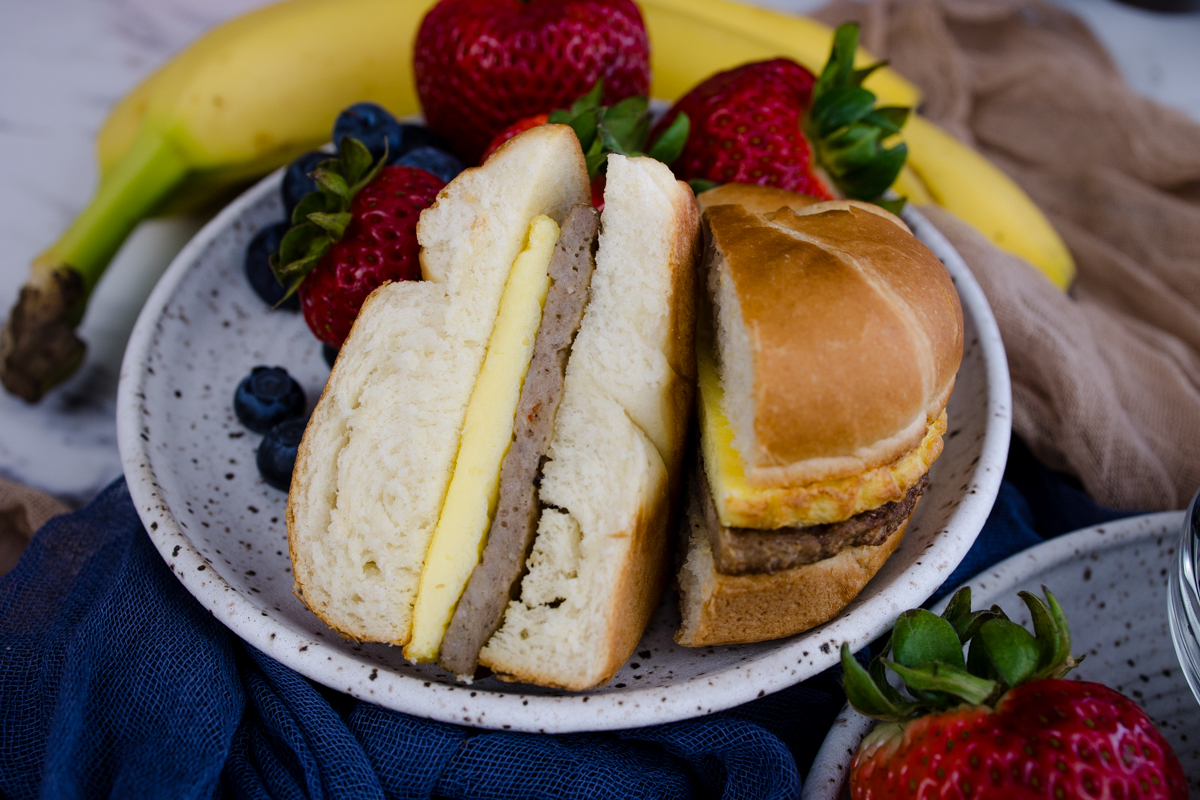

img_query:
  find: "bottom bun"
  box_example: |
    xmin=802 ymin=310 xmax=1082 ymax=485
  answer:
xmin=675 ymin=481 xmax=910 ymax=647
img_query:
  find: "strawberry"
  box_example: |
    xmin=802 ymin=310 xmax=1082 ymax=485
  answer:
xmin=656 ymin=24 xmax=909 ymax=206
xmin=841 ymin=588 xmax=1187 ymax=800
xmin=414 ymin=0 xmax=650 ymax=162
xmin=271 ymin=138 xmax=445 ymax=347
xmin=478 ymin=81 xmax=689 ymax=214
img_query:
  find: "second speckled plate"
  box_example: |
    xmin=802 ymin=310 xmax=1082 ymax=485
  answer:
xmin=802 ymin=512 xmax=1200 ymax=800
xmin=116 ymin=169 xmax=1011 ymax=733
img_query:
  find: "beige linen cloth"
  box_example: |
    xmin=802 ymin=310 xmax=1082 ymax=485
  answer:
xmin=816 ymin=0 xmax=1200 ymax=510
xmin=0 ymin=476 xmax=68 ymax=575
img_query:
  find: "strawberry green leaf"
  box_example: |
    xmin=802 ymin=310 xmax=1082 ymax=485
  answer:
xmin=547 ymin=109 xmax=574 ymax=125
xmin=836 ymin=143 xmax=907 ymax=201
xmin=1044 ymin=587 xmax=1073 ymax=666
xmin=571 ymin=79 xmax=605 ymax=116
xmin=312 ymin=168 xmax=351 ymax=201
xmin=339 ymin=136 xmax=376 ymax=188
xmin=885 ymin=661 xmax=997 ymax=706
xmin=941 ymin=587 xmax=973 ymax=628
xmin=966 ymin=635 xmax=1000 ymax=682
xmin=891 ymin=609 xmax=965 ymax=670
xmin=976 ymin=618 xmax=1040 ymax=688
xmin=307 ymin=212 xmax=352 ymax=239
xmin=810 ymin=86 xmax=878 ymax=138
xmin=869 ymin=651 xmax=909 ymax=707
xmin=842 ymin=644 xmax=915 ymax=721
xmin=808 ymin=22 xmax=910 ymax=204
xmin=688 ymin=179 xmax=719 ymax=195
xmin=874 ymin=197 xmax=907 ymax=216
xmin=852 ymin=62 xmax=886 ymax=88
xmin=584 ymin=139 xmax=609 ymax=180
xmin=814 ymin=22 xmax=860 ymax=101
xmin=648 ymin=113 xmax=689 ymax=166
xmin=865 ymin=106 xmax=910 ymax=136
xmin=606 ymin=95 xmax=649 ymax=126
xmin=565 ymin=109 xmax=600 ymax=154
xmin=598 ymin=126 xmax=628 ymax=157
xmin=271 ymin=221 xmax=333 ymax=299
xmin=1019 ymin=589 xmax=1059 ymax=670
xmin=291 ymin=191 xmax=337 ymax=226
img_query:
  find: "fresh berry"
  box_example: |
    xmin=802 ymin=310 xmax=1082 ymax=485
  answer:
xmin=842 ymin=588 xmax=1187 ymax=800
xmin=414 ymin=0 xmax=650 ymax=162
xmin=393 ymin=146 xmax=465 ymax=182
xmin=333 ymin=103 xmax=404 ymax=163
xmin=282 ymin=151 xmax=330 ymax=219
xmin=234 ymin=366 xmax=306 ymax=434
xmin=478 ymin=85 xmax=687 ymax=215
xmin=656 ymin=24 xmax=909 ymax=204
xmin=272 ymin=137 xmax=445 ymax=347
xmin=245 ymin=222 xmax=299 ymax=310
xmin=388 ymin=124 xmax=449 ymax=164
xmin=322 ymin=343 xmax=339 ymax=368
xmin=257 ymin=417 xmax=308 ymax=491
xmin=480 ymin=113 xmax=550 ymax=164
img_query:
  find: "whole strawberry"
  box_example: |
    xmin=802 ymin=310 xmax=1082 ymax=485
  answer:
xmin=272 ymin=138 xmax=445 ymax=347
xmin=656 ymin=24 xmax=908 ymax=205
xmin=414 ymin=0 xmax=650 ymax=162
xmin=841 ymin=588 xmax=1187 ymax=800
xmin=479 ymin=81 xmax=689 ymax=213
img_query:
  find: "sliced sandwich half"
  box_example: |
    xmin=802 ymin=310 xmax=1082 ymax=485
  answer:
xmin=289 ymin=124 xmax=700 ymax=690
xmin=676 ymin=184 xmax=963 ymax=647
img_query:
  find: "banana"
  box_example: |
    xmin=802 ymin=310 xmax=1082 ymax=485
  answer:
xmin=2 ymin=0 xmax=438 ymax=401
xmin=897 ymin=116 xmax=1076 ymax=289
xmin=637 ymin=0 xmax=1074 ymax=290
xmin=1 ymin=0 xmax=1071 ymax=402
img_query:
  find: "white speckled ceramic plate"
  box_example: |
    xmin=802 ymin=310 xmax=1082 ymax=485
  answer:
xmin=116 ymin=168 xmax=1010 ymax=733
xmin=803 ymin=512 xmax=1200 ymax=799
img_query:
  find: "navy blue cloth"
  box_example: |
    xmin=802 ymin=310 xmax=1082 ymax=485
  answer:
xmin=0 ymin=437 xmax=1134 ymax=799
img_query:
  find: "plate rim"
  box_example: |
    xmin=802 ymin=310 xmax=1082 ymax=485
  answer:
xmin=802 ymin=510 xmax=1188 ymax=800
xmin=117 ymin=170 xmax=1012 ymax=733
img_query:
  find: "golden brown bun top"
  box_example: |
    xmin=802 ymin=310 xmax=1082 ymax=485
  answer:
xmin=704 ymin=187 xmax=963 ymax=483
xmin=697 ymin=183 xmax=826 ymax=216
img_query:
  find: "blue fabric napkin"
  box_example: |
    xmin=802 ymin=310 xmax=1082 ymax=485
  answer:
xmin=0 ymin=437 xmax=1133 ymax=800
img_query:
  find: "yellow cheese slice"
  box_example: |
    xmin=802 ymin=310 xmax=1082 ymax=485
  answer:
xmin=404 ymin=215 xmax=560 ymax=663
xmin=698 ymin=338 xmax=945 ymax=530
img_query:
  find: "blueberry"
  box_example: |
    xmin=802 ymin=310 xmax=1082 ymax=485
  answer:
xmin=245 ymin=223 xmax=299 ymax=310
xmin=234 ymin=366 xmax=306 ymax=434
xmin=333 ymin=102 xmax=403 ymax=163
xmin=282 ymin=150 xmax=330 ymax=219
xmin=322 ymin=343 xmax=339 ymax=368
xmin=394 ymin=146 xmax=464 ymax=183
xmin=257 ymin=417 xmax=308 ymax=491
xmin=388 ymin=125 xmax=449 ymax=164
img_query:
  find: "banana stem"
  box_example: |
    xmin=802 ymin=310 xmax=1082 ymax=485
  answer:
xmin=48 ymin=127 xmax=190 ymax=291
xmin=0 ymin=126 xmax=190 ymax=402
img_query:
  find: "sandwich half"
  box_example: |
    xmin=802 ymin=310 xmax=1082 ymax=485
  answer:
xmin=289 ymin=124 xmax=699 ymax=690
xmin=676 ymin=185 xmax=963 ymax=647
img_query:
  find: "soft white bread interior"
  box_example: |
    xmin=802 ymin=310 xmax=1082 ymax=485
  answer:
xmin=288 ymin=125 xmax=589 ymax=644
xmin=706 ymin=199 xmax=962 ymax=489
xmin=478 ymin=154 xmax=699 ymax=689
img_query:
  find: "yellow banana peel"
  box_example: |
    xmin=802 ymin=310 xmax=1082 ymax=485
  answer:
xmin=639 ymin=0 xmax=918 ymax=108
xmin=897 ymin=116 xmax=1075 ymax=290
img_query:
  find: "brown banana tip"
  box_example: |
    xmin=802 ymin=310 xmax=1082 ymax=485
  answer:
xmin=0 ymin=269 xmax=87 ymax=403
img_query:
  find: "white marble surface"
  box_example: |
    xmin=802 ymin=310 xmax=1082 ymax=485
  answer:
xmin=1 ymin=0 xmax=1198 ymax=505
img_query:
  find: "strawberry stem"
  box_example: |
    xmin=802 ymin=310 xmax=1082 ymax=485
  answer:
xmin=805 ymin=23 xmax=909 ymax=205
xmin=842 ymin=587 xmax=1083 ymax=720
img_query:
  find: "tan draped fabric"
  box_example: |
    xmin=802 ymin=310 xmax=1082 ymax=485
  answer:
xmin=0 ymin=476 xmax=69 ymax=575
xmin=815 ymin=0 xmax=1200 ymax=510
